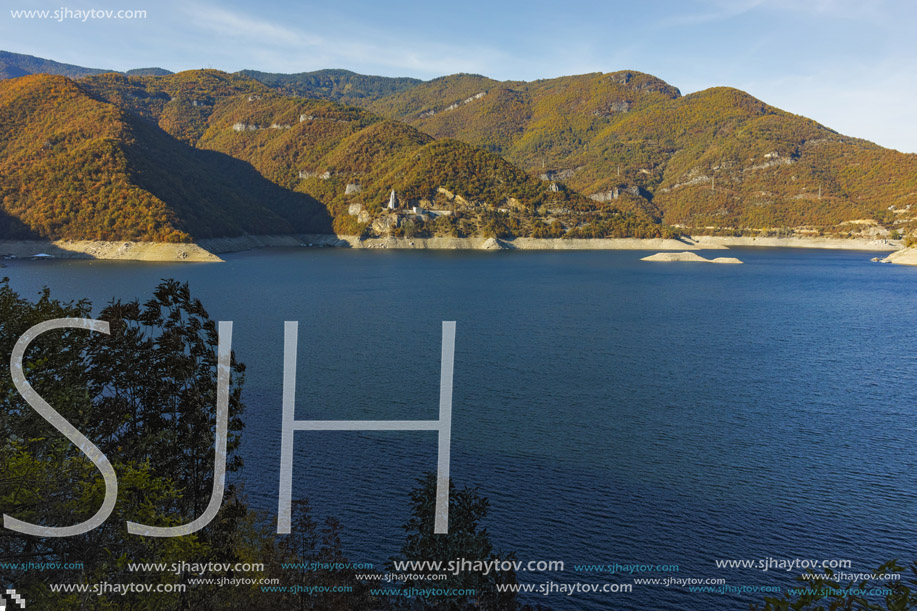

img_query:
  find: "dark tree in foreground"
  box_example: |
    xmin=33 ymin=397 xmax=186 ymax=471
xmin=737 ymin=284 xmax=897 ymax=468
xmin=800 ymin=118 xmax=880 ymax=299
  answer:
xmin=0 ymin=279 xmax=546 ymax=610
xmin=752 ymin=561 xmax=917 ymax=611
xmin=253 ymin=498 xmax=376 ymax=611
xmin=86 ymin=279 xmax=247 ymax=539
xmin=0 ymin=278 xmax=250 ymax=609
xmin=264 ymin=476 xmax=551 ymax=611
xmin=387 ymin=473 xmax=534 ymax=611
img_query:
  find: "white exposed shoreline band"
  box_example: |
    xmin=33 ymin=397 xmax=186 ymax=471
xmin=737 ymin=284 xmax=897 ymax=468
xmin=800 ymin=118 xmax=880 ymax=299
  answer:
xmin=0 ymin=234 xmax=902 ymax=262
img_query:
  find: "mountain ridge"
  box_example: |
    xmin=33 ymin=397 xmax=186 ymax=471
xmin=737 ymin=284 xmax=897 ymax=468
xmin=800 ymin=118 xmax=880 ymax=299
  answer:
xmin=0 ymin=74 xmax=331 ymax=241
xmin=0 ymin=50 xmax=173 ymax=79
xmin=0 ymin=51 xmax=915 ymax=243
xmin=1 ymin=69 xmax=665 ymax=241
xmin=356 ymin=72 xmax=916 ymax=237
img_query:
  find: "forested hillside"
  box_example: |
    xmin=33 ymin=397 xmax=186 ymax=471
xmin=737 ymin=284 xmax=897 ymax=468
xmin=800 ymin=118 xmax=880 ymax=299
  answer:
xmin=362 ymin=71 xmax=917 ymax=237
xmin=3 ymin=54 xmax=915 ymax=242
xmin=0 ymin=74 xmax=331 ymax=241
xmin=237 ymin=68 xmax=421 ymax=104
xmin=20 ymin=70 xmax=665 ymax=240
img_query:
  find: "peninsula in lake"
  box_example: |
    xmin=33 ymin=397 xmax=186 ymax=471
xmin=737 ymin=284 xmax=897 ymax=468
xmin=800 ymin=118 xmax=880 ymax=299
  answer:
xmin=0 ymin=50 xmax=914 ymax=262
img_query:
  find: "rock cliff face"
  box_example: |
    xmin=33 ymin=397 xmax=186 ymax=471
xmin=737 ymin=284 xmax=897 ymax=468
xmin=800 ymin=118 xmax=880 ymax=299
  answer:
xmin=540 ymin=167 xmax=583 ymax=181
xmin=371 ymin=214 xmax=401 ymax=233
xmin=590 ymin=189 xmax=619 ymax=202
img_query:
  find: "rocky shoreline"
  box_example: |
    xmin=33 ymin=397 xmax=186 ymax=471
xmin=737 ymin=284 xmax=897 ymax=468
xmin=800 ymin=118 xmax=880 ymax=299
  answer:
xmin=0 ymin=235 xmax=907 ymax=263
xmin=689 ymin=236 xmax=900 ymax=251
xmin=0 ymin=239 xmax=221 ymax=262
xmin=197 ymin=234 xmax=901 ymax=254
xmin=876 ymin=248 xmax=917 ymax=266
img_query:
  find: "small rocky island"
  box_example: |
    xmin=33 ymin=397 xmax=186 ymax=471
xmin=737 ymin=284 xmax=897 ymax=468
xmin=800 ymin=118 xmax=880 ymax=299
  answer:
xmin=641 ymin=251 xmax=743 ymax=264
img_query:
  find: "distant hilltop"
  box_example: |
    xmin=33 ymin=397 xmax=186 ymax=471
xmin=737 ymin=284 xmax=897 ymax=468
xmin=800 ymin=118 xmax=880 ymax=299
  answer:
xmin=0 ymin=50 xmax=914 ymax=245
xmin=0 ymin=50 xmax=171 ymax=79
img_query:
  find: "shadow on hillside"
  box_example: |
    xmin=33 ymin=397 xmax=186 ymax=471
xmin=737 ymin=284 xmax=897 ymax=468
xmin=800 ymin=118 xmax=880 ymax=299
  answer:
xmin=0 ymin=210 xmax=96 ymax=259
xmin=124 ymin=116 xmax=334 ymax=238
xmin=0 ymin=207 xmax=41 ymax=240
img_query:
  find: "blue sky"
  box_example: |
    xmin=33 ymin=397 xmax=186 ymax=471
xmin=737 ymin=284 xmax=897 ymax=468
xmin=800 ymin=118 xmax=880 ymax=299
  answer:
xmin=3 ymin=0 xmax=917 ymax=152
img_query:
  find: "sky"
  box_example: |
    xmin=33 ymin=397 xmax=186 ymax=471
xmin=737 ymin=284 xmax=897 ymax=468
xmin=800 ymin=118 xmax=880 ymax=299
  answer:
xmin=3 ymin=0 xmax=917 ymax=153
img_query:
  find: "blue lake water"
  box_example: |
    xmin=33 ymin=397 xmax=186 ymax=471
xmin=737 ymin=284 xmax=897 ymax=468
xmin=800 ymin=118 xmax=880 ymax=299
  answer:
xmin=5 ymin=247 xmax=917 ymax=610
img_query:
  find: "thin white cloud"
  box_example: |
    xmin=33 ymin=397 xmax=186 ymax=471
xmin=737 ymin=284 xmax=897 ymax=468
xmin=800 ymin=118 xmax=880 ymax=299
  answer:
xmin=180 ymin=2 xmax=506 ymax=77
xmin=654 ymin=0 xmax=768 ymax=28
xmin=765 ymin=0 xmax=888 ymax=20
xmin=656 ymin=0 xmax=889 ymax=29
xmin=184 ymin=4 xmax=318 ymax=46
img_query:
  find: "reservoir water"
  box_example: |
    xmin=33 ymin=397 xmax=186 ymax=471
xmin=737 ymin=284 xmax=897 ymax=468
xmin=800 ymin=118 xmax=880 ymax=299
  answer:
xmin=6 ymin=247 xmax=917 ymax=610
